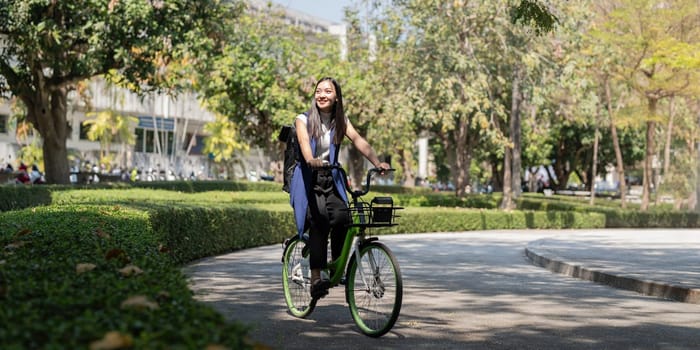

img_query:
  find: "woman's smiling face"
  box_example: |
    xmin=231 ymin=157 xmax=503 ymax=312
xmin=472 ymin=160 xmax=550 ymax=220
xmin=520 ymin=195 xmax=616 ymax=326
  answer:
xmin=315 ymin=80 xmax=336 ymax=113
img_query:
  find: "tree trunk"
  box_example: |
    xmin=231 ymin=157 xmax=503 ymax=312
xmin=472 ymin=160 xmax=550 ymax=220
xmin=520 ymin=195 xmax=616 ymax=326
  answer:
xmin=663 ymin=97 xmax=675 ymax=177
xmin=500 ymin=146 xmax=514 ymax=209
xmin=453 ymin=118 xmax=471 ymax=198
xmin=511 ymin=69 xmax=523 ymax=200
xmin=696 ymin=100 xmax=700 ymax=212
xmin=25 ymin=86 xmax=71 ymax=184
xmin=590 ymin=125 xmax=599 ymax=205
xmin=452 ymin=117 xmax=478 ymax=198
xmin=348 ymin=145 xmax=364 ymax=191
xmin=658 ymin=96 xmax=675 ymax=205
xmin=399 ymin=149 xmax=415 ymax=188
xmin=641 ymin=97 xmax=658 ymax=211
xmin=492 ymin=161 xmax=503 ymax=192
xmin=605 ymin=79 xmax=627 ymax=209
xmin=553 ymin=141 xmax=567 ymax=190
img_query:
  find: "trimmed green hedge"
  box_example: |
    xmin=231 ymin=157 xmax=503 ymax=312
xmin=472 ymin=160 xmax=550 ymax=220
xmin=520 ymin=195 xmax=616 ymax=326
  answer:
xmin=516 ymin=195 xmax=700 ymax=228
xmin=373 ymin=207 xmax=605 ymax=234
xmin=0 ymin=185 xmax=53 ymax=211
xmin=133 ymin=180 xmax=281 ymax=193
xmin=0 ymin=205 xmax=251 ymax=349
xmin=150 ymin=206 xmax=295 ymax=264
xmin=391 ymin=192 xmax=499 ymax=209
xmin=0 ymin=182 xmax=696 ymax=348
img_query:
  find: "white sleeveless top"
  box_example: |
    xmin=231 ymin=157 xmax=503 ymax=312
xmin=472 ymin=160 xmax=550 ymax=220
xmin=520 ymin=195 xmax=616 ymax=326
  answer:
xmin=296 ymin=112 xmax=332 ymax=161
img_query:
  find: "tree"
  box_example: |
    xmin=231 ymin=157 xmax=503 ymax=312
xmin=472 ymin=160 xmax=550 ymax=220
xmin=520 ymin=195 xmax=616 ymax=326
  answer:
xmin=388 ymin=0 xmax=512 ymax=197
xmin=332 ymin=7 xmax=419 ymax=187
xmin=202 ymin=113 xmax=249 ymax=179
xmin=592 ymin=0 xmax=700 ymax=210
xmin=657 ymin=97 xmax=698 ymax=208
xmin=196 ymin=7 xmax=328 ymax=159
xmin=511 ymin=0 xmax=560 ymax=34
xmin=81 ymin=80 xmax=137 ymax=169
xmin=0 ymin=0 xmax=236 ymax=183
xmin=83 ymin=109 xmax=137 ymax=170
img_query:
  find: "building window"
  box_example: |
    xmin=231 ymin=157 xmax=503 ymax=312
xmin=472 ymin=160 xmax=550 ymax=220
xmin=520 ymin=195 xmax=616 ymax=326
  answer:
xmin=183 ymin=133 xmax=204 ymax=155
xmin=0 ymin=114 xmax=7 ymax=134
xmin=134 ymin=127 xmax=174 ymax=155
xmin=135 ymin=128 xmax=144 ymax=152
xmin=145 ymin=130 xmax=155 ymax=153
xmin=79 ymin=122 xmax=90 ymax=140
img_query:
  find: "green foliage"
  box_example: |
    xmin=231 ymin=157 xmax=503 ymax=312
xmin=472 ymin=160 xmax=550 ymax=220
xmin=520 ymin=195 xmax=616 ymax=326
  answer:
xmin=196 ymin=9 xmax=320 ymax=151
xmin=3 ymin=162 xmax=700 ymax=347
xmin=0 ymin=186 xmax=52 ymax=211
xmin=0 ymin=205 xmax=250 ymax=349
xmin=149 ymin=206 xmax=295 ymax=264
xmin=510 ymin=0 xmax=560 ymax=34
xmin=203 ymin=114 xmax=248 ymax=162
xmin=131 ymin=180 xmax=281 ymax=193
xmin=0 ymin=0 xmax=239 ymax=183
xmin=517 ymin=194 xmax=700 ymax=228
xmin=658 ymin=148 xmax=696 ymax=200
xmin=84 ymin=108 xmax=138 ymax=168
xmin=391 ymin=193 xmax=500 ymax=209
xmin=378 ymin=207 xmax=605 ymax=233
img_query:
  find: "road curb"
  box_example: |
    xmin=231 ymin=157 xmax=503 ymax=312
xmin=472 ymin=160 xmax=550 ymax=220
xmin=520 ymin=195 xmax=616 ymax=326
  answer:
xmin=524 ymin=246 xmax=700 ymax=304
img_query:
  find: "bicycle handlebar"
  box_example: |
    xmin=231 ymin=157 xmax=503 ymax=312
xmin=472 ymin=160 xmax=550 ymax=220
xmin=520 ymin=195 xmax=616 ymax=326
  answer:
xmin=319 ymin=164 xmax=394 ymax=199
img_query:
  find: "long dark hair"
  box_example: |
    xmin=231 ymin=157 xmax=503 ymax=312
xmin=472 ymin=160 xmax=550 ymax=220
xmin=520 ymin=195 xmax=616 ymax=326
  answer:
xmin=307 ymin=77 xmax=346 ymax=144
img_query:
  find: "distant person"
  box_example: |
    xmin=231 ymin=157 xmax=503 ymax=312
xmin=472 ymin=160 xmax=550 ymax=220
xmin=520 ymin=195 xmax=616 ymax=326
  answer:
xmin=15 ymin=163 xmax=30 ymax=184
xmin=29 ymin=165 xmax=45 ymax=184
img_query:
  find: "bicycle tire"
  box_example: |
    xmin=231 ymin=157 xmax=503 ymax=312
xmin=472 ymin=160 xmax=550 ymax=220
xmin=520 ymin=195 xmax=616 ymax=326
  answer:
xmin=282 ymin=236 xmax=317 ymax=318
xmin=345 ymin=241 xmax=403 ymax=337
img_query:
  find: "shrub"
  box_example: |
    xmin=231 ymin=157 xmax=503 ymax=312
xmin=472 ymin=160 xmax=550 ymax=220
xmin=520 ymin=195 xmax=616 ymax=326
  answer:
xmin=0 ymin=185 xmax=52 ymax=211
xmin=0 ymin=206 xmax=251 ymax=349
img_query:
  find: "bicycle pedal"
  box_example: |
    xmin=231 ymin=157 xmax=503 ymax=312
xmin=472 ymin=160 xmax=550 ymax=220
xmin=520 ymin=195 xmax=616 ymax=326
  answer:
xmin=310 ymin=279 xmax=330 ymax=299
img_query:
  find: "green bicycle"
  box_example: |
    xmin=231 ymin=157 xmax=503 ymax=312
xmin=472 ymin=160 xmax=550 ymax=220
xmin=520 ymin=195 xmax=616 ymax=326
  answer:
xmin=281 ymin=167 xmax=403 ymax=337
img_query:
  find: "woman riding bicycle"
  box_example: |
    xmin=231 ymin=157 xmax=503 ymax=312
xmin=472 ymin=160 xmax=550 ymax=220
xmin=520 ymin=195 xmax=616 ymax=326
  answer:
xmin=290 ymin=77 xmax=390 ymax=299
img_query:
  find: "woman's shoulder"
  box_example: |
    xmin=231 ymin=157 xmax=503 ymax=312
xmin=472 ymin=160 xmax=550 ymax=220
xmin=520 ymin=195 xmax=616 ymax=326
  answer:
xmin=296 ymin=112 xmax=308 ymax=123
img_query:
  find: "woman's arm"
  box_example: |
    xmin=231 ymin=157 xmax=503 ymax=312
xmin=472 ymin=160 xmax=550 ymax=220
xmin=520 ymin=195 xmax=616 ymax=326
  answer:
xmin=345 ymin=120 xmax=390 ymax=170
xmin=296 ymin=117 xmax=325 ymax=168
xmin=295 ymin=117 xmax=314 ymax=163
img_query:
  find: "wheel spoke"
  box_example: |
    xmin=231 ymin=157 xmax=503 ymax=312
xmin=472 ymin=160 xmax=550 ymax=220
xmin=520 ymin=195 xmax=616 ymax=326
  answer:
xmin=283 ymin=238 xmax=316 ymax=317
xmin=346 ymin=242 xmax=402 ymax=337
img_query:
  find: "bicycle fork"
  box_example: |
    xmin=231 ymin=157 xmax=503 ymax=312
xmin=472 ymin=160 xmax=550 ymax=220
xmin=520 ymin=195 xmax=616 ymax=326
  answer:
xmin=353 ymin=238 xmax=385 ymax=298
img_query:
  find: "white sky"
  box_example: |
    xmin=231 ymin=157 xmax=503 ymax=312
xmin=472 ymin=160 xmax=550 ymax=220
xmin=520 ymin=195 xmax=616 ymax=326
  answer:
xmin=269 ymin=0 xmax=355 ymax=24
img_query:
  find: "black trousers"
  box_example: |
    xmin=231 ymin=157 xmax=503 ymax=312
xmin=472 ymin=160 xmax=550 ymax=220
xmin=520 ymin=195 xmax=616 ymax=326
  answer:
xmin=307 ymin=170 xmax=351 ymax=270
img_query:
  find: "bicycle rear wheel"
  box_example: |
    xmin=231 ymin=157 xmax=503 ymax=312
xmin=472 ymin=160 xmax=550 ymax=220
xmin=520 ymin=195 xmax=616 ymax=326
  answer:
xmin=282 ymin=236 xmax=316 ymax=318
xmin=345 ymin=241 xmax=402 ymax=337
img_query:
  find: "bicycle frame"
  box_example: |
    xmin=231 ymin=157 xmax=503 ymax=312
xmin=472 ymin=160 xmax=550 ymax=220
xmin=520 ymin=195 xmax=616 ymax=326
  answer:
xmin=324 ymin=167 xmax=388 ymax=287
xmin=282 ymin=166 xmax=403 ymax=336
xmin=325 ymin=203 xmax=366 ymax=286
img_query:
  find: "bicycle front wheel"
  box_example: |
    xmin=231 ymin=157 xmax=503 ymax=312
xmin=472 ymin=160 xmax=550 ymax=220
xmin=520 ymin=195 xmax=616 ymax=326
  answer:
xmin=282 ymin=236 xmax=316 ymax=318
xmin=345 ymin=241 xmax=403 ymax=337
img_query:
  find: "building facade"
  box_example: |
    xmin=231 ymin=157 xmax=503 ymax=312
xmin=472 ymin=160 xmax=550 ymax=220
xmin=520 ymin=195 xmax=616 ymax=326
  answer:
xmin=0 ymin=80 xmax=215 ymax=180
xmin=0 ymin=1 xmax=347 ymax=181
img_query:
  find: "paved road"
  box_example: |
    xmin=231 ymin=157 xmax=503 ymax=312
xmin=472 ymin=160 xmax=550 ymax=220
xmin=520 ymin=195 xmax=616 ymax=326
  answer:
xmin=184 ymin=230 xmax=700 ymax=349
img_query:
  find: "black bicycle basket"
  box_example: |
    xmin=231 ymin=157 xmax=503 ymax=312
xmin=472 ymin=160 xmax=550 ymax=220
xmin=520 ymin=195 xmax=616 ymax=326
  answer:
xmin=348 ymin=196 xmax=402 ymax=227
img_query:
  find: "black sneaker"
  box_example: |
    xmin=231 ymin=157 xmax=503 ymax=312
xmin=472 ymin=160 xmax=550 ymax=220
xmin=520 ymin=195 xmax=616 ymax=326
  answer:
xmin=310 ymin=278 xmax=330 ymax=299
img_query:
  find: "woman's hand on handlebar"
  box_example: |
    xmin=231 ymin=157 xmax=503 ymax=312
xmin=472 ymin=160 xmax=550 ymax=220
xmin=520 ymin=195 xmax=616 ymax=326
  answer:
xmin=307 ymin=158 xmax=326 ymax=169
xmin=375 ymin=162 xmax=391 ymax=175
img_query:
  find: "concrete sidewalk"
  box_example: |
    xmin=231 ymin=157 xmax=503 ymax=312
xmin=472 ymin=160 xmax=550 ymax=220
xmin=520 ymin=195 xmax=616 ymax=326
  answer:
xmin=525 ymin=229 xmax=700 ymax=304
